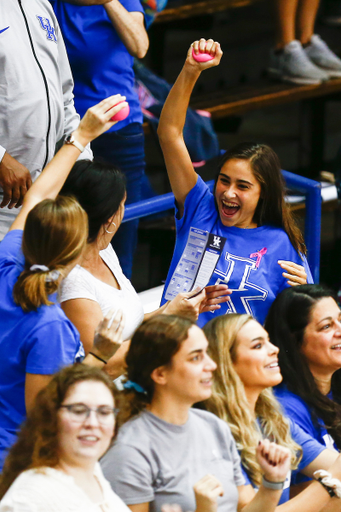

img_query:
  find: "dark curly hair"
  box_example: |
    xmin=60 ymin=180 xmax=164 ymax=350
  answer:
xmin=0 ymin=365 xmax=116 ymax=499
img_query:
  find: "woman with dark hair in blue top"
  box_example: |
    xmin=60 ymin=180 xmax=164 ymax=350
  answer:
xmin=265 ymin=285 xmax=341 ymax=489
xmin=0 ymin=95 xmax=128 ymax=471
xmin=158 ymin=39 xmax=313 ymax=327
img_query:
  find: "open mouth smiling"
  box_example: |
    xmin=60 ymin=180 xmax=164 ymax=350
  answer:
xmin=221 ymin=200 xmax=240 ymax=217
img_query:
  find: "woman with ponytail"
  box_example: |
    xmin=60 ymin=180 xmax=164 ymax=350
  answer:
xmin=101 ymin=315 xmax=293 ymax=512
xmin=0 ymin=95 xmax=128 ymax=471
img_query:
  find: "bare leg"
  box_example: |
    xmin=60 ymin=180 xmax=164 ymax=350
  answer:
xmin=296 ymin=0 xmax=321 ymax=45
xmin=274 ymin=0 xmax=299 ymax=49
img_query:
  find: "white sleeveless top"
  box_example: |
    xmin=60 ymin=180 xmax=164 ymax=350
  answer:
xmin=0 ymin=464 xmax=130 ymax=512
xmin=60 ymin=244 xmax=144 ymax=341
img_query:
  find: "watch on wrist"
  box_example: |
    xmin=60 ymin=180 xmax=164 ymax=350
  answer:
xmin=262 ymin=476 xmax=285 ymax=490
xmin=65 ymin=134 xmax=85 ymax=153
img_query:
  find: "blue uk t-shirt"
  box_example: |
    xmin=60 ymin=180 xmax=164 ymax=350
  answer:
xmin=0 ymin=230 xmax=84 ymax=470
xmin=242 ymin=419 xmax=325 ymax=504
xmin=161 ymin=176 xmax=313 ymax=326
xmin=275 ymin=384 xmax=338 ymax=486
xmin=50 ymin=0 xmax=144 ymax=131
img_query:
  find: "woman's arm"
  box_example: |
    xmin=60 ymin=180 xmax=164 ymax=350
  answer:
xmin=157 ymin=39 xmax=223 ymax=216
xmin=238 ymin=440 xmax=291 ymax=512
xmin=25 ymin=374 xmax=53 ymax=412
xmin=61 ymin=298 xmax=103 ymax=355
xmin=128 ymin=505 xmax=149 ymax=512
xmin=10 ymin=96 xmax=127 ymax=231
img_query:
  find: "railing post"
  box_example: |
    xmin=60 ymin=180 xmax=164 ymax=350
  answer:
xmin=282 ymin=171 xmax=322 ymax=283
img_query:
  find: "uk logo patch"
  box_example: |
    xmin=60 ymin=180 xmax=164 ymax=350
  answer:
xmin=36 ymin=15 xmax=57 ymax=43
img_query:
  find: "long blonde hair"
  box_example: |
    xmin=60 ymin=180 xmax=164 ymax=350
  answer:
xmin=203 ymin=314 xmax=301 ymax=487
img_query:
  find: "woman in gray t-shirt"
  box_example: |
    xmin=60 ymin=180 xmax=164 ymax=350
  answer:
xmin=101 ymin=315 xmax=291 ymax=512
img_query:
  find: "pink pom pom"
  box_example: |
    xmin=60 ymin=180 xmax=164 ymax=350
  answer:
xmin=191 ymin=48 xmax=214 ymax=62
xmin=110 ymin=101 xmax=130 ymax=122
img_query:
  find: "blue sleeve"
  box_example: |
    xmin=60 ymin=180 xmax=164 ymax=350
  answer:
xmin=302 ymin=254 xmax=314 ymax=284
xmin=277 ymin=393 xmax=316 ymax=438
xmin=25 ymin=320 xmax=81 ymax=375
xmin=290 ymin=420 xmax=325 ymax=470
xmin=120 ymin=0 xmax=144 ymax=14
xmin=175 ymin=175 xmax=213 ymax=232
xmin=241 ymin=467 xmax=252 ymax=486
xmin=0 ymin=230 xmax=24 ymax=267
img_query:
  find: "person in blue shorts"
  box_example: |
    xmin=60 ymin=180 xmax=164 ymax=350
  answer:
xmin=265 ymin=285 xmax=341 ymax=487
xmin=0 ymin=95 xmax=127 ymax=471
xmin=158 ymin=38 xmax=312 ymax=327
xmin=203 ymin=313 xmax=341 ymax=509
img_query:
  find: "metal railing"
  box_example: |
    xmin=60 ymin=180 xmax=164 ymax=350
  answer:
xmin=124 ymin=170 xmax=322 ymax=282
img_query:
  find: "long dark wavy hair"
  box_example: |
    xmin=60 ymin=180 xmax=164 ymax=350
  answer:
xmin=215 ymin=142 xmax=305 ymax=254
xmin=0 ymin=365 xmax=116 ymax=499
xmin=264 ymin=285 xmax=341 ymax=449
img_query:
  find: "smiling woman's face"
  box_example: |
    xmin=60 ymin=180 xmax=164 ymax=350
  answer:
xmin=215 ymin=159 xmax=262 ymax=229
xmin=159 ymin=325 xmax=217 ymax=405
xmin=233 ymin=319 xmax=282 ymax=392
xmin=57 ymin=380 xmax=115 ymax=467
xmin=301 ymin=297 xmax=341 ymax=377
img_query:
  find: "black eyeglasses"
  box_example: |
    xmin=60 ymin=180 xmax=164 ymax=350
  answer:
xmin=59 ymin=403 xmax=118 ymax=424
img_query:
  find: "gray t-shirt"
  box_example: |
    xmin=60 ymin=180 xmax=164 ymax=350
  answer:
xmin=101 ymin=409 xmax=245 ymax=512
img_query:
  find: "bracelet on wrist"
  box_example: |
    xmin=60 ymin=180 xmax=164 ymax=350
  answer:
xmin=64 ymin=133 xmax=85 ymax=153
xmin=262 ymin=476 xmax=285 ymax=491
xmin=313 ymin=470 xmax=341 ymax=499
xmin=89 ymin=352 xmax=107 ymax=364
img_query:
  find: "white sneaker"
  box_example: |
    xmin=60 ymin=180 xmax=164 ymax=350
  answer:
xmin=304 ymin=34 xmax=341 ymax=78
xmin=268 ymin=40 xmax=329 ymax=85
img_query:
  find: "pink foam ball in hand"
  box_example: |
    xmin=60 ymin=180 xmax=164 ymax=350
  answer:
xmin=110 ymin=101 xmax=130 ymax=122
xmin=192 ymin=48 xmax=214 ymax=62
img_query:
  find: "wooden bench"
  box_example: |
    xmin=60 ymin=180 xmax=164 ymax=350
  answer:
xmin=149 ymin=0 xmax=266 ymax=74
xmin=143 ymin=78 xmax=341 ymax=171
xmin=153 ymin=0 xmax=264 ymax=24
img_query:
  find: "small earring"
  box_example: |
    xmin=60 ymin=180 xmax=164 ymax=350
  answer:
xmin=105 ymin=221 xmax=116 ymax=234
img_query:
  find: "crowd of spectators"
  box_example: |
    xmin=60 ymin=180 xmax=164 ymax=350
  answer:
xmin=1 ymin=0 xmax=341 ymax=511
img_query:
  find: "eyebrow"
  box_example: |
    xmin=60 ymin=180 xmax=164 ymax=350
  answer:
xmin=218 ymin=173 xmax=254 ymax=186
xmin=317 ymin=316 xmax=335 ymax=326
xmin=188 ymin=348 xmax=204 ymax=355
xmin=250 ymin=336 xmax=266 ymax=342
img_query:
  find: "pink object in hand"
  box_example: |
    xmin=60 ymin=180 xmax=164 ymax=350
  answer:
xmin=110 ymin=101 xmax=130 ymax=122
xmin=192 ymin=48 xmax=214 ymax=62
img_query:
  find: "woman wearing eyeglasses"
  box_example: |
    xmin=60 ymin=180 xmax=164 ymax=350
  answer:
xmin=0 ymin=364 xmax=129 ymax=512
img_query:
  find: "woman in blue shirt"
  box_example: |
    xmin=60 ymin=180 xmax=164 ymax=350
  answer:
xmin=0 ymin=95 xmax=128 ymax=470
xmin=158 ymin=39 xmax=312 ymax=326
xmin=265 ymin=285 xmax=341 ymax=484
xmin=203 ymin=313 xmax=341 ymax=509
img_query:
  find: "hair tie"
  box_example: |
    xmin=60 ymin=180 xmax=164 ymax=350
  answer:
xmin=30 ymin=264 xmax=49 ymax=272
xmin=45 ymin=270 xmax=61 ymax=283
xmin=123 ymin=380 xmax=147 ymax=395
xmin=29 ymin=265 xmax=61 ymax=283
